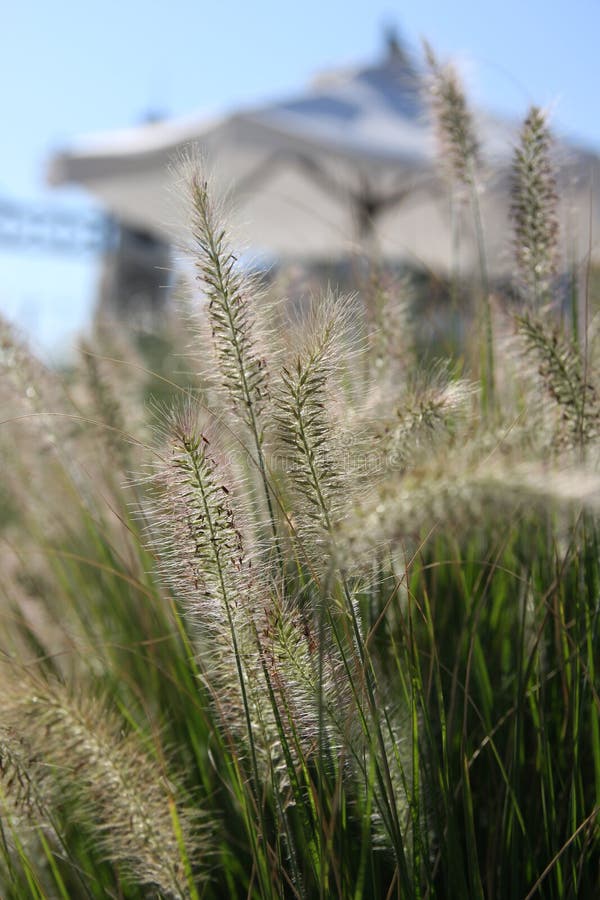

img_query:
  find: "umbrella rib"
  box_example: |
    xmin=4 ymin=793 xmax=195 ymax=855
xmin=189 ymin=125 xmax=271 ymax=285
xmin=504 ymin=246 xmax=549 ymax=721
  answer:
xmin=232 ymin=149 xmax=350 ymax=204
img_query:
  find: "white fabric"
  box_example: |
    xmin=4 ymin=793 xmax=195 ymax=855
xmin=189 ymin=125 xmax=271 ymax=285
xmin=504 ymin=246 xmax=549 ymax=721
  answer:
xmin=47 ymin=54 xmax=600 ymax=274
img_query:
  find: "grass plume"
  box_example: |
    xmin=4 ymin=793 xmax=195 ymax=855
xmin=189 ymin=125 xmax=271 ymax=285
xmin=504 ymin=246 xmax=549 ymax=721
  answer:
xmin=187 ymin=172 xmax=280 ymax=553
xmin=510 ymin=107 xmax=559 ymax=309
xmin=423 ymin=41 xmax=480 ymax=188
xmin=517 ymin=311 xmax=600 ymax=450
xmin=424 ymin=43 xmax=495 ymax=417
xmin=2 ymin=673 xmax=203 ymax=899
xmin=273 ymin=295 xmax=353 ymax=543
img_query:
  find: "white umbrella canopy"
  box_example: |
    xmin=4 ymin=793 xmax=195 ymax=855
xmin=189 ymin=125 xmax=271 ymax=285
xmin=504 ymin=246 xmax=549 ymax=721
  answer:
xmin=47 ymin=38 xmax=600 ymax=276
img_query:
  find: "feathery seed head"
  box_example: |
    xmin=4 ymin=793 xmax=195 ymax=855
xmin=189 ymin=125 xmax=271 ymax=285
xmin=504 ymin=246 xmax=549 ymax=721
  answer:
xmin=149 ymin=402 xmax=251 ymax=630
xmin=517 ymin=312 xmax=600 ymax=448
xmin=0 ymin=729 xmax=46 ymax=822
xmin=273 ymin=295 xmax=355 ymax=543
xmin=510 ymin=107 xmax=559 ymax=307
xmin=187 ymin=171 xmax=270 ymax=436
xmin=79 ymin=339 xmax=130 ymax=469
xmin=383 ymin=364 xmax=476 ymax=471
xmin=2 ymin=675 xmax=203 ymax=899
xmin=424 ymin=42 xmax=480 ymax=186
xmin=148 ymin=403 xmax=353 ymax=783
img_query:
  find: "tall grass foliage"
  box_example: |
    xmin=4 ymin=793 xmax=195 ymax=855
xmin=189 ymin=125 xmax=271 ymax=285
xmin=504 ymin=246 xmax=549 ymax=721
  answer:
xmin=0 ymin=64 xmax=599 ymax=898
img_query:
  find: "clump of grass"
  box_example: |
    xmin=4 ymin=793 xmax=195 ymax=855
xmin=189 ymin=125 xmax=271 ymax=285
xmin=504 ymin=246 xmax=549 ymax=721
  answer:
xmin=1 ymin=51 xmax=599 ymax=900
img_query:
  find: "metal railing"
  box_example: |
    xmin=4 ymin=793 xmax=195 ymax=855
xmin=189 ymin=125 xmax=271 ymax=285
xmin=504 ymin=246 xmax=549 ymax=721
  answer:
xmin=0 ymin=198 xmax=118 ymax=255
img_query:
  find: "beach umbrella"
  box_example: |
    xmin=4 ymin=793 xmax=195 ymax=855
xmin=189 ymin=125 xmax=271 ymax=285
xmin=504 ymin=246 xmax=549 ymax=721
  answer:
xmin=48 ymin=36 xmax=600 ymax=277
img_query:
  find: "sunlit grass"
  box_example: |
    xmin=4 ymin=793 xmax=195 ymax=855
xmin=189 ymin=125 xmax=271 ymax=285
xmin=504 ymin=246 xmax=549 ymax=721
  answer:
xmin=0 ymin=67 xmax=599 ymax=899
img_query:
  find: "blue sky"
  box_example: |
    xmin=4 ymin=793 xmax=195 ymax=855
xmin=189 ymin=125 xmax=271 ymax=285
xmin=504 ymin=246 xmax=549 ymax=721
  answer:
xmin=2 ymin=0 xmax=599 ymax=355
